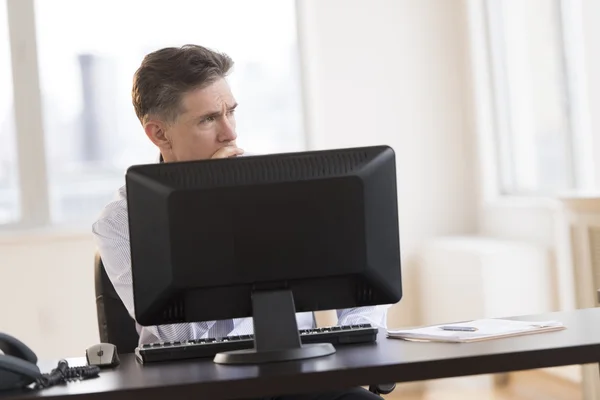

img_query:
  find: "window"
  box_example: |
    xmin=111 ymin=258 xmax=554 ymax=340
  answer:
xmin=484 ymin=0 xmax=582 ymax=195
xmin=31 ymin=0 xmax=304 ymax=225
xmin=0 ymin=0 xmax=19 ymax=224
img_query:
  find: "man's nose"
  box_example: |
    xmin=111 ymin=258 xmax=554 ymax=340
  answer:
xmin=218 ymin=118 xmax=237 ymax=142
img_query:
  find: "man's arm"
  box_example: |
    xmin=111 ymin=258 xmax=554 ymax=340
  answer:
xmin=336 ymin=305 xmax=391 ymax=328
xmin=91 ymin=189 xmax=217 ymax=343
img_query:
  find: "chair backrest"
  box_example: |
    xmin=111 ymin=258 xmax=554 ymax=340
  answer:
xmin=94 ymin=252 xmax=139 ymax=354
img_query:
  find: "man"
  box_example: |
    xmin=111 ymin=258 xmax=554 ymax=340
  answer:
xmin=92 ymin=45 xmax=389 ymax=399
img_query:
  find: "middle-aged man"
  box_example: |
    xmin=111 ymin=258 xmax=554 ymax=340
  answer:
xmin=92 ymin=44 xmax=391 ymax=399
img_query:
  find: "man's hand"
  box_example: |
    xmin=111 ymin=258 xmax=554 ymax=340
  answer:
xmin=211 ymin=146 xmax=244 ymax=159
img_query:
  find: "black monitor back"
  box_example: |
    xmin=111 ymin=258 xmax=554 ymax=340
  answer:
xmin=126 ymin=145 xmax=402 ymax=327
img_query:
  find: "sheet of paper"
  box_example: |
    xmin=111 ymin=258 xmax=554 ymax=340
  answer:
xmin=387 ymin=319 xmax=565 ymax=343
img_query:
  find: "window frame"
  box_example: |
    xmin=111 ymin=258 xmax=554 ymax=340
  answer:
xmin=559 ymin=0 xmax=596 ymax=191
xmin=5 ymin=0 xmax=50 ymax=230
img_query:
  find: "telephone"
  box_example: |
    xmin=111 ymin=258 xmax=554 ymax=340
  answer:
xmin=0 ymin=332 xmax=42 ymax=391
xmin=0 ymin=332 xmax=100 ymax=391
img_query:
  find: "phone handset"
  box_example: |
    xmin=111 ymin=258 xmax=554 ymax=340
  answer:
xmin=0 ymin=333 xmax=42 ymax=391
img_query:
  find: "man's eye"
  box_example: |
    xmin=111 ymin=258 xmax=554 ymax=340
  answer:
xmin=201 ymin=116 xmax=216 ymax=124
xmin=227 ymin=109 xmax=236 ymax=116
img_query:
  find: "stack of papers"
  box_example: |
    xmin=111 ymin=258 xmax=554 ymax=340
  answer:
xmin=387 ymin=318 xmax=565 ymax=343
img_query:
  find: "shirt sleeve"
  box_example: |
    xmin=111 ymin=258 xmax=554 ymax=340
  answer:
xmin=91 ymin=187 xmax=217 ymax=343
xmin=336 ymin=305 xmax=391 ymax=328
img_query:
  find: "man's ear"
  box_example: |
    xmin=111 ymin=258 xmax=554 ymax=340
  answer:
xmin=143 ymin=120 xmax=171 ymax=151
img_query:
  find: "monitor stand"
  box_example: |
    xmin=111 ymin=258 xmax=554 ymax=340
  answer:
xmin=213 ymin=289 xmax=336 ymax=364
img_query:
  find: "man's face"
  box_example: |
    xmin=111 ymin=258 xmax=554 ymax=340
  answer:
xmin=148 ymin=78 xmax=240 ymax=162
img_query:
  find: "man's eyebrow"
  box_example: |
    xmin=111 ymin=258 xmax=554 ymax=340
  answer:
xmin=195 ymin=110 xmax=221 ymax=121
xmin=194 ymin=103 xmax=238 ymax=121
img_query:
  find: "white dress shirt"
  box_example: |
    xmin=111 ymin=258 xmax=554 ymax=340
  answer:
xmin=92 ymin=184 xmax=390 ymax=346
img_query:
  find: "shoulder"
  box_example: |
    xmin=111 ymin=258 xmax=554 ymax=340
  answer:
xmin=92 ymin=185 xmax=129 ymax=239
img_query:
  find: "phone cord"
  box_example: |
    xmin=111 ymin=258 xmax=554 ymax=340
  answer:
xmin=34 ymin=359 xmax=100 ymax=389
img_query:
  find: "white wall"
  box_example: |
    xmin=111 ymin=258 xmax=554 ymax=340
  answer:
xmin=0 ymin=0 xmax=478 ymax=358
xmin=298 ymin=0 xmax=478 ymax=327
xmin=0 ymin=232 xmax=99 ymax=358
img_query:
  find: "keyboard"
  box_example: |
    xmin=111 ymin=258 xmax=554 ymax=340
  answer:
xmin=135 ymin=324 xmax=378 ymax=364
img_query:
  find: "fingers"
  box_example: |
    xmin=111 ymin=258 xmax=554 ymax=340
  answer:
xmin=211 ymin=146 xmax=244 ymax=159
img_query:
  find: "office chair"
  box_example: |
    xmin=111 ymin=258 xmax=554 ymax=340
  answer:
xmin=93 ymin=252 xmax=394 ymax=395
xmin=94 ymin=252 xmax=139 ymax=354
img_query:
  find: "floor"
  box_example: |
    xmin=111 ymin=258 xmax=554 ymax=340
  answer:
xmin=383 ymin=370 xmax=581 ymax=400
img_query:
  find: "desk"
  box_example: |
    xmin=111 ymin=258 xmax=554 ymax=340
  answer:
xmin=3 ymin=308 xmax=600 ymax=400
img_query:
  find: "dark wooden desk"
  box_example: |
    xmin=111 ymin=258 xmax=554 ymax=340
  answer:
xmin=4 ymin=308 xmax=600 ymax=400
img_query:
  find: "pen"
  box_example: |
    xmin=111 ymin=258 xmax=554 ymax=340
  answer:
xmin=439 ymin=325 xmax=478 ymax=332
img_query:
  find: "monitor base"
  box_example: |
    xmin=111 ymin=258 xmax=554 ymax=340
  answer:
xmin=212 ymin=289 xmax=336 ymax=365
xmin=214 ymin=343 xmax=335 ymax=364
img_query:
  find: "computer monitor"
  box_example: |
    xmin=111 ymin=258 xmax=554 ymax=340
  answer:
xmin=126 ymin=145 xmax=402 ymax=364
